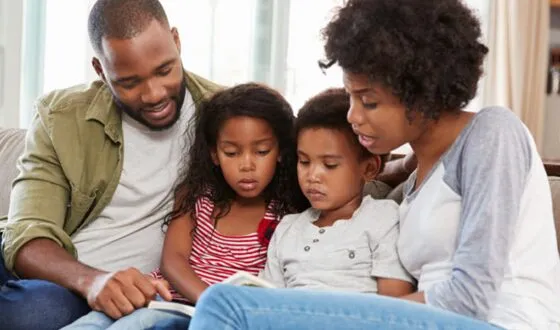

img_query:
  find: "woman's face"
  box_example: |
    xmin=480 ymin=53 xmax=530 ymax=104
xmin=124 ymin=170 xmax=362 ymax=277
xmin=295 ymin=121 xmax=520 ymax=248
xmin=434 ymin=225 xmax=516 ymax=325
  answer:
xmin=343 ymin=71 xmax=424 ymax=154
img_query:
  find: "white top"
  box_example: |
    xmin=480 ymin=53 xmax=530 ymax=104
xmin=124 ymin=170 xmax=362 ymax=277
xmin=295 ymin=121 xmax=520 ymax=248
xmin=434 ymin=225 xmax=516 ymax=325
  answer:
xmin=398 ymin=107 xmax=560 ymax=330
xmin=261 ymin=196 xmax=413 ymax=293
xmin=72 ymin=90 xmax=195 ymax=273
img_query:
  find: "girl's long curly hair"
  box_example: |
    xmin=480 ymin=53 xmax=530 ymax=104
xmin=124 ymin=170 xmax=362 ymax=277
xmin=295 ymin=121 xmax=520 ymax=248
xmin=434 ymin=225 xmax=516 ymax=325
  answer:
xmin=164 ymin=83 xmax=308 ymax=226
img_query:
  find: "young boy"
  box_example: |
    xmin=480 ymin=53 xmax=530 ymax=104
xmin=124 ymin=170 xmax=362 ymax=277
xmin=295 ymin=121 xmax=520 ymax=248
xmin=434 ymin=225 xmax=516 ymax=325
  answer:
xmin=260 ymin=88 xmax=414 ymax=296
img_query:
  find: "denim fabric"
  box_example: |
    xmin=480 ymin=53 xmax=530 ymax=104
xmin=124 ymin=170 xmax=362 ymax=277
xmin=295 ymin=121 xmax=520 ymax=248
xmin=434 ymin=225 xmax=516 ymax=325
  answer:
xmin=62 ymin=308 xmax=190 ymax=330
xmin=0 ymin=234 xmax=90 ymax=330
xmin=189 ymin=284 xmax=501 ymax=330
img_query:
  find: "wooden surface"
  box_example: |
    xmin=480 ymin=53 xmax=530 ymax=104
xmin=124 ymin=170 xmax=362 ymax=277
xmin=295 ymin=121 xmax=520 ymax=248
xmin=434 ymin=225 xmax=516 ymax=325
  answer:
xmin=545 ymin=161 xmax=560 ymax=177
xmin=552 ymin=0 xmax=560 ymax=8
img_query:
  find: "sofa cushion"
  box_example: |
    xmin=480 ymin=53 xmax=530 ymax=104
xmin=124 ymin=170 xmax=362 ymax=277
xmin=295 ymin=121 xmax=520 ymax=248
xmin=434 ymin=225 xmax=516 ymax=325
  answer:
xmin=0 ymin=128 xmax=26 ymax=216
xmin=550 ymin=176 xmax=560 ymax=252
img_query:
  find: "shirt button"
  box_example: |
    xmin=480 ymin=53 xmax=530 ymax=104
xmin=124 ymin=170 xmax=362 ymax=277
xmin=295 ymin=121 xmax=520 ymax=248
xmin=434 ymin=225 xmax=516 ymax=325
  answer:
xmin=304 ymin=246 xmax=311 ymax=252
xmin=312 ymin=239 xmax=319 ymax=243
xmin=318 ymin=229 xmax=325 ymax=234
xmin=348 ymin=251 xmax=355 ymax=259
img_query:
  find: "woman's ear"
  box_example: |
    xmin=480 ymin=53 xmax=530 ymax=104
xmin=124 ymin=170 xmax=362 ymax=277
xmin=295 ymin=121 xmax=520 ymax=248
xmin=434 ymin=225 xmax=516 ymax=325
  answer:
xmin=362 ymin=155 xmax=381 ymax=182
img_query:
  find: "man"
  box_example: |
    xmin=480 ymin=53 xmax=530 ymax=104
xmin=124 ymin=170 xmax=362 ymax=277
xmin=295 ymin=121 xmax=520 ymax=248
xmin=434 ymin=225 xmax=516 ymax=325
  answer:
xmin=0 ymin=1 xmax=220 ymax=329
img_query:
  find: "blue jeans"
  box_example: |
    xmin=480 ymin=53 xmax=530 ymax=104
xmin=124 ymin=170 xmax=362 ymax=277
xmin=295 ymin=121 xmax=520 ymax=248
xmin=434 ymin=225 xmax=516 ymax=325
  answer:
xmin=61 ymin=307 xmax=190 ymax=330
xmin=0 ymin=234 xmax=91 ymax=330
xmin=189 ymin=284 xmax=501 ymax=330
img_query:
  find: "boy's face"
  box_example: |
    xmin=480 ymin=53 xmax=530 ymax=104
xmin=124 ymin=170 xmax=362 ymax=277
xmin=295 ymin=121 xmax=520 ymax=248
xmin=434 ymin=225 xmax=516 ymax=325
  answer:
xmin=297 ymin=127 xmax=378 ymax=213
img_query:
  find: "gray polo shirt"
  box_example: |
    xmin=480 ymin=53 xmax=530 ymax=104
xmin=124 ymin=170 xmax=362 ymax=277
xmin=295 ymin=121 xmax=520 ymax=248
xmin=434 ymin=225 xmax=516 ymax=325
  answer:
xmin=261 ymin=196 xmax=413 ymax=293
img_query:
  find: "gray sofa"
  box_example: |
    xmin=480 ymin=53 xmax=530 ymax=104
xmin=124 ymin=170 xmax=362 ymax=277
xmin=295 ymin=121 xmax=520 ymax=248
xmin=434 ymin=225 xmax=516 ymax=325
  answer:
xmin=1 ymin=127 xmax=559 ymax=253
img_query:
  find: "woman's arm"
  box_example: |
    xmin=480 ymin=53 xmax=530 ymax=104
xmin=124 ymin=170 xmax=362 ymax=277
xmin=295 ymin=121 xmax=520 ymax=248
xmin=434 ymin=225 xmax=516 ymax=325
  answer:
xmin=421 ymin=110 xmax=532 ymax=320
xmin=160 ymin=211 xmax=209 ymax=303
xmin=376 ymin=152 xmax=417 ymax=188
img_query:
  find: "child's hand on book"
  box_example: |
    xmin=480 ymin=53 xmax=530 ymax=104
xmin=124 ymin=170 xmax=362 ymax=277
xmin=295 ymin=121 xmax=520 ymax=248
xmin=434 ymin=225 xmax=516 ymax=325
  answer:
xmin=145 ymin=275 xmax=173 ymax=301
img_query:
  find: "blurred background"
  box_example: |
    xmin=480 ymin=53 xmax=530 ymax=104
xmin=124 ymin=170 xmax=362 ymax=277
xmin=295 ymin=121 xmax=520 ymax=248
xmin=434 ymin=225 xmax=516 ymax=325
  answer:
xmin=0 ymin=0 xmax=558 ymax=159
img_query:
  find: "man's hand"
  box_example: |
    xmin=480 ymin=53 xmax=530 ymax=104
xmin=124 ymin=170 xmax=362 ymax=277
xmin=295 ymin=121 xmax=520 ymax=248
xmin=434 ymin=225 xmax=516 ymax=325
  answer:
xmin=86 ymin=268 xmax=172 ymax=319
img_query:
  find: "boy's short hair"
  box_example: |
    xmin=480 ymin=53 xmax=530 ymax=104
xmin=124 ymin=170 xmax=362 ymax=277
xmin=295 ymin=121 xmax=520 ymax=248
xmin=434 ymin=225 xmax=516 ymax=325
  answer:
xmin=295 ymin=88 xmax=388 ymax=169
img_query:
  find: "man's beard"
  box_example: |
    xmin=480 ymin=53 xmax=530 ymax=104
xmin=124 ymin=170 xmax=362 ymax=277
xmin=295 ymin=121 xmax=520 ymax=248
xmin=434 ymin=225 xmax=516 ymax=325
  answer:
xmin=115 ymin=79 xmax=187 ymax=131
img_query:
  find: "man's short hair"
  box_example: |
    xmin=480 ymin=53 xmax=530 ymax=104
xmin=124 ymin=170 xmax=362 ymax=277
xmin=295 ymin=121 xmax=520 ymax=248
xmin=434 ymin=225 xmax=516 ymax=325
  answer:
xmin=88 ymin=0 xmax=169 ymax=55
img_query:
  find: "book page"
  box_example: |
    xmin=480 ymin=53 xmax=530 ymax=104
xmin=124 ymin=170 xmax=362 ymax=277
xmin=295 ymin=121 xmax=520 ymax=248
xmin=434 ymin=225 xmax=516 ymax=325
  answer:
xmin=147 ymin=300 xmax=195 ymax=317
xmin=222 ymin=271 xmax=276 ymax=288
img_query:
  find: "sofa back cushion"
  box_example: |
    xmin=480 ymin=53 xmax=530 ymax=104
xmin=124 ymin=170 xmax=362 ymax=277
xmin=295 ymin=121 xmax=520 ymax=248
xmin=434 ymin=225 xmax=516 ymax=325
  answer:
xmin=0 ymin=128 xmax=26 ymax=216
xmin=550 ymin=176 xmax=560 ymax=252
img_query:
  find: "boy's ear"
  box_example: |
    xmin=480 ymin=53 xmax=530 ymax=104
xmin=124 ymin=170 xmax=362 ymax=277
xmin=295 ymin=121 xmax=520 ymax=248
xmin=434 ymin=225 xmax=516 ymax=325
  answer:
xmin=211 ymin=149 xmax=219 ymax=166
xmin=362 ymin=155 xmax=381 ymax=182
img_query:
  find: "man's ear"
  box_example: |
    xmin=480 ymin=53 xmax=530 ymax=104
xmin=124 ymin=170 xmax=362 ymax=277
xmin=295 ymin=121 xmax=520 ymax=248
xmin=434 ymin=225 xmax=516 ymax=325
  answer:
xmin=91 ymin=57 xmax=106 ymax=82
xmin=362 ymin=155 xmax=381 ymax=182
xmin=171 ymin=27 xmax=181 ymax=54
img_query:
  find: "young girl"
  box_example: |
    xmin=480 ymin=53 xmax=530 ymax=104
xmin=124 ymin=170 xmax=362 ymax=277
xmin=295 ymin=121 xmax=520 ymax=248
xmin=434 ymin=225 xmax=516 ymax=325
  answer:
xmin=63 ymin=83 xmax=307 ymax=329
xmin=260 ymin=88 xmax=414 ymax=297
xmin=190 ymin=1 xmax=560 ymax=329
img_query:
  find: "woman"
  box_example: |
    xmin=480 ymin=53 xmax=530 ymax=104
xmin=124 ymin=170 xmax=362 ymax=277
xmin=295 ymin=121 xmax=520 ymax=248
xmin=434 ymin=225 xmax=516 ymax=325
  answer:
xmin=189 ymin=0 xmax=560 ymax=329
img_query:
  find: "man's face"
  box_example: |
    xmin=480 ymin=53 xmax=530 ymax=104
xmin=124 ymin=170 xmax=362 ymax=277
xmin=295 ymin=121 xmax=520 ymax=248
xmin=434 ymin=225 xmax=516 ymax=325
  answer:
xmin=93 ymin=19 xmax=185 ymax=130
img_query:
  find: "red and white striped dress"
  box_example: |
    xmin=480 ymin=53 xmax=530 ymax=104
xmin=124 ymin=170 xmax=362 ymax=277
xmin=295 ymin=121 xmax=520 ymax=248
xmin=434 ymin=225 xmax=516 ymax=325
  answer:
xmin=151 ymin=196 xmax=279 ymax=303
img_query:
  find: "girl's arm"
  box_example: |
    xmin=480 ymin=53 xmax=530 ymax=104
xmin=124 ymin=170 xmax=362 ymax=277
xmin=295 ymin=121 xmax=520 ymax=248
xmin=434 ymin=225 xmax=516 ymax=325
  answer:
xmin=160 ymin=211 xmax=209 ymax=303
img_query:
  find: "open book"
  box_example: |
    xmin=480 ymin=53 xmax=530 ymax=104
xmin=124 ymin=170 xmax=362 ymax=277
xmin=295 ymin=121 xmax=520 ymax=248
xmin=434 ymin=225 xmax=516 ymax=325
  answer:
xmin=147 ymin=271 xmax=276 ymax=317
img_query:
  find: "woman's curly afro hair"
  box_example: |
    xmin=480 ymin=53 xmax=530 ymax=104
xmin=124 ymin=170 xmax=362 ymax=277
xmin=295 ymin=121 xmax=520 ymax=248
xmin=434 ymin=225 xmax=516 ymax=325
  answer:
xmin=321 ymin=0 xmax=488 ymax=120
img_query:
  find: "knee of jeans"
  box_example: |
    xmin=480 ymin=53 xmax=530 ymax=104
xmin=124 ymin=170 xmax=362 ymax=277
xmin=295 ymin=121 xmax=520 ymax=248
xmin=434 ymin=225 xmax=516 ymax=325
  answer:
xmin=198 ymin=284 xmax=236 ymax=308
xmin=196 ymin=283 xmax=250 ymax=319
xmin=116 ymin=308 xmax=190 ymax=329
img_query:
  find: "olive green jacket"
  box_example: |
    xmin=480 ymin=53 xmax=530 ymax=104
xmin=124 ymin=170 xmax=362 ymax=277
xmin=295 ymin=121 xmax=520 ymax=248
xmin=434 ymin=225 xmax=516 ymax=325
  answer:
xmin=1 ymin=71 xmax=221 ymax=273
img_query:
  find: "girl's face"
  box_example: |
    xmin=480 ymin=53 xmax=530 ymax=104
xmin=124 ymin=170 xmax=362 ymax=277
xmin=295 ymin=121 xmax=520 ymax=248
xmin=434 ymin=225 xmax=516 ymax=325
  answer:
xmin=343 ymin=71 xmax=425 ymax=154
xmin=212 ymin=116 xmax=280 ymax=201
